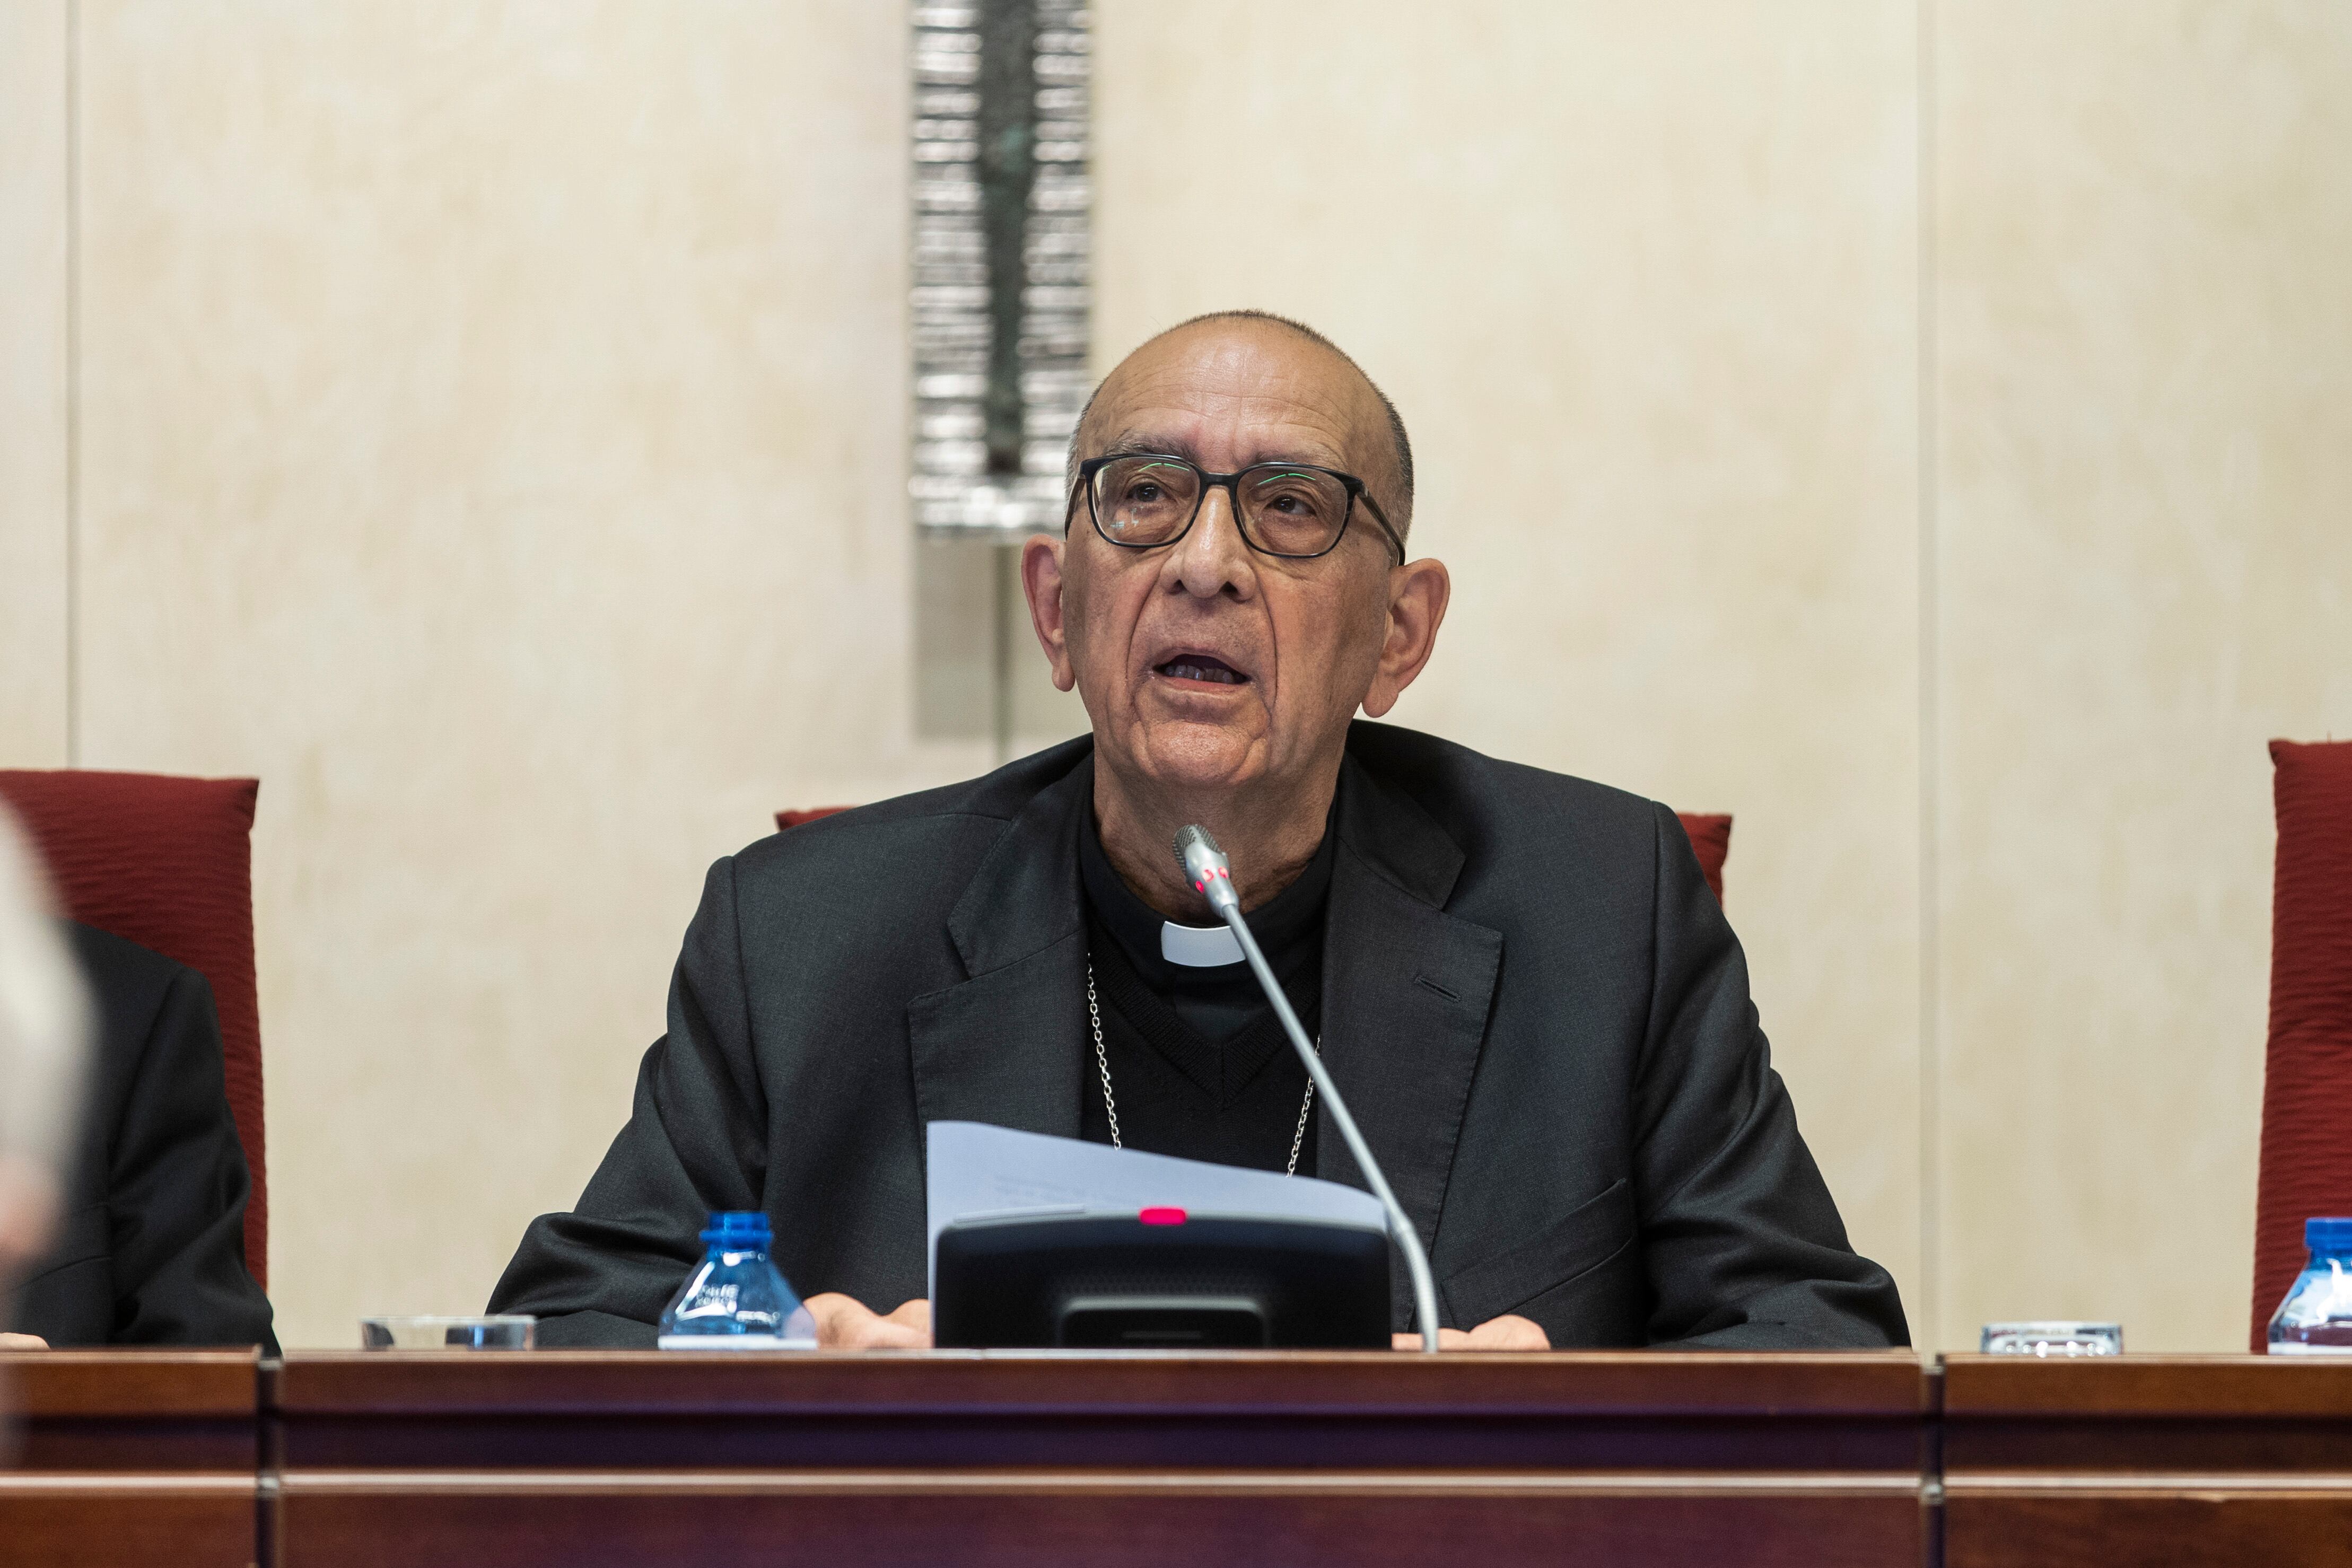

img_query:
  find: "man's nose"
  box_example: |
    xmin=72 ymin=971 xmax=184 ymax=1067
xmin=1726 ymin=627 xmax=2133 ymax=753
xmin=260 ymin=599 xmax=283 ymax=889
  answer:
xmin=1161 ymin=483 xmax=1256 ymax=600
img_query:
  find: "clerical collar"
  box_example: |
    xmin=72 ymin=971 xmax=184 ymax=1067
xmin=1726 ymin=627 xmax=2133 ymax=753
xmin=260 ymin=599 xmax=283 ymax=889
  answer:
xmin=1077 ymin=795 xmax=1339 ymax=987
xmin=1160 ymin=921 xmax=1242 ymax=968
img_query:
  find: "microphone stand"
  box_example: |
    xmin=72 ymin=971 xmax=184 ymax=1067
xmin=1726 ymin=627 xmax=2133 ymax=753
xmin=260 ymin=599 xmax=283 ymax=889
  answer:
xmin=1182 ymin=829 xmax=1441 ymax=1353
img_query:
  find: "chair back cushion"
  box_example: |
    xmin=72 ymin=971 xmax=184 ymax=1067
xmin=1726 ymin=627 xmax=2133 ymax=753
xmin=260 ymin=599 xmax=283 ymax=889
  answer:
xmin=0 ymin=769 xmax=267 ymax=1289
xmin=2251 ymin=739 xmax=2352 ymax=1347
xmin=1676 ymin=813 xmax=1732 ymax=905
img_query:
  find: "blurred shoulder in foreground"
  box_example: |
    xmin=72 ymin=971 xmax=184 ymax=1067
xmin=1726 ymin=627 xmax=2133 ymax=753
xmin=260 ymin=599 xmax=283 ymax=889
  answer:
xmin=5 ymin=923 xmax=276 ymax=1351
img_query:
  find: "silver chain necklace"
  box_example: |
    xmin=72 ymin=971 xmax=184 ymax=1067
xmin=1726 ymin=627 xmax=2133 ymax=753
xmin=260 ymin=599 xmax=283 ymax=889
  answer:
xmin=1087 ymin=960 xmax=1317 ymax=1177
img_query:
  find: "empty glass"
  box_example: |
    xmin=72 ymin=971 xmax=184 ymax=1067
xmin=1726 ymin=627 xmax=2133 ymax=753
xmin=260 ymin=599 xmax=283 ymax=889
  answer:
xmin=1980 ymin=1320 xmax=2122 ymax=1356
xmin=361 ymin=1314 xmax=536 ymax=1350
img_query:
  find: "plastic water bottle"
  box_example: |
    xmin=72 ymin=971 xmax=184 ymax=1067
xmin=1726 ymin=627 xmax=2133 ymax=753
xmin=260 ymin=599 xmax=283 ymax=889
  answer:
xmin=657 ymin=1211 xmax=817 ymax=1350
xmin=2267 ymin=1217 xmax=2352 ymax=1355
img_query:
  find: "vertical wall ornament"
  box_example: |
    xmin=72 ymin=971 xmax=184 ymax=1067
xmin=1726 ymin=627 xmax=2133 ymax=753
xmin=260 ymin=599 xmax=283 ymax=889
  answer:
xmin=911 ymin=2 xmax=1091 ymax=536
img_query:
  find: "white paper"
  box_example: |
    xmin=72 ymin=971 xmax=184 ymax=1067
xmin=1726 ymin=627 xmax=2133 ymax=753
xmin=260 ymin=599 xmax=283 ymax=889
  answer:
xmin=924 ymin=1120 xmax=1388 ymax=1295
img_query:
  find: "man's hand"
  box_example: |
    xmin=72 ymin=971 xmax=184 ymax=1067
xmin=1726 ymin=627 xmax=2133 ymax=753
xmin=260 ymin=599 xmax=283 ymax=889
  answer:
xmin=0 ymin=1333 xmax=49 ymax=1350
xmin=1391 ymin=1313 xmax=1549 ymax=1351
xmin=0 ymin=1154 xmax=60 ymax=1283
xmin=803 ymin=1293 xmax=933 ymax=1349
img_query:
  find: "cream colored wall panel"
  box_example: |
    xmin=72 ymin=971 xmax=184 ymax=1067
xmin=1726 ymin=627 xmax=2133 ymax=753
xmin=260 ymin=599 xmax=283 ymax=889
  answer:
xmin=74 ymin=0 xmax=968 ymax=1347
xmin=1937 ymin=2 xmax=2352 ymax=1351
xmin=0 ymin=0 xmax=71 ymax=767
xmin=1095 ymin=1 xmax=1926 ymax=1324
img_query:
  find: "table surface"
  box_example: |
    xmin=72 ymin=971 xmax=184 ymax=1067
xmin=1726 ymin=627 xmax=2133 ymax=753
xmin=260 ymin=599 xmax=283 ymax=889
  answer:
xmin=4 ymin=1351 xmax=2348 ymax=1567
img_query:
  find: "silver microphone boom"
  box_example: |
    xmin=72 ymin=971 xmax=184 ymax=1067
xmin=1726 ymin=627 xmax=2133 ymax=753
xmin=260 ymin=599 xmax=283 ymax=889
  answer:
xmin=1171 ymin=824 xmax=1442 ymax=1352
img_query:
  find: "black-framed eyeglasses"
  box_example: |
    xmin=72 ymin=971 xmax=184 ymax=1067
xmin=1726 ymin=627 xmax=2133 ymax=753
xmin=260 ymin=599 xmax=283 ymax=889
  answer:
xmin=1069 ymin=454 xmax=1405 ymax=566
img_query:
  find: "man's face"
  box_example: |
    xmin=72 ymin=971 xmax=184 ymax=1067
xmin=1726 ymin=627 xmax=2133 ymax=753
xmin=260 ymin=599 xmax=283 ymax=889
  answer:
xmin=1030 ymin=322 xmax=1413 ymax=801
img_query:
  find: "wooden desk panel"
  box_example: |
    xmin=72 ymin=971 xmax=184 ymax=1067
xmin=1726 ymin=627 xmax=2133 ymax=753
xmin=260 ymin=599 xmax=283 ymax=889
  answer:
xmin=270 ymin=1351 xmax=1931 ymax=1568
xmin=0 ymin=1351 xmax=259 ymax=1568
xmin=270 ymin=1350 xmax=1930 ymax=1471
xmin=32 ymin=1350 xmax=2344 ymax=1565
xmin=1943 ymin=1354 xmax=2352 ymax=1567
xmin=276 ymin=1474 xmax=1924 ymax=1568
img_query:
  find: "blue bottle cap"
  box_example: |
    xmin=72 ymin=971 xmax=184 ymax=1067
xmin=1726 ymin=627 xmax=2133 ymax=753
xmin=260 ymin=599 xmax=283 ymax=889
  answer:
xmin=701 ymin=1210 xmax=773 ymax=1249
xmin=2306 ymin=1217 xmax=2352 ymax=1253
xmin=2306 ymin=1217 xmax=2352 ymax=1254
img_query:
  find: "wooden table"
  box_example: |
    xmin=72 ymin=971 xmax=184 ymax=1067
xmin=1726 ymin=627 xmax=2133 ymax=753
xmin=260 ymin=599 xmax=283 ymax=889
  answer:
xmin=0 ymin=1350 xmax=258 ymax=1568
xmin=7 ymin=1351 xmax=2348 ymax=1566
xmin=1942 ymin=1353 xmax=2352 ymax=1566
xmin=272 ymin=1350 xmax=1927 ymax=1566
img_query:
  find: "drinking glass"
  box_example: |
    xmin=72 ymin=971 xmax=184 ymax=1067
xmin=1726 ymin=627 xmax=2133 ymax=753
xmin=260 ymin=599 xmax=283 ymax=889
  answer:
xmin=360 ymin=1314 xmax=536 ymax=1350
xmin=1980 ymin=1320 xmax=2121 ymax=1356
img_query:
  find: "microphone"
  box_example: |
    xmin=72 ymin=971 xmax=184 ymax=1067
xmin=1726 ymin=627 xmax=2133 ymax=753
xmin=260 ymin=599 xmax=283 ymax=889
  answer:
xmin=1173 ymin=825 xmax=1441 ymax=1352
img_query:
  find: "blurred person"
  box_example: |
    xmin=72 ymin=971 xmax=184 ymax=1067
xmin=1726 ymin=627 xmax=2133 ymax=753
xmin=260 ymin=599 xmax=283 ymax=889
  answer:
xmin=0 ymin=813 xmax=276 ymax=1351
xmin=0 ymin=808 xmax=89 ymax=1350
xmin=492 ymin=311 xmax=1906 ymax=1353
xmin=5 ymin=926 xmax=280 ymax=1350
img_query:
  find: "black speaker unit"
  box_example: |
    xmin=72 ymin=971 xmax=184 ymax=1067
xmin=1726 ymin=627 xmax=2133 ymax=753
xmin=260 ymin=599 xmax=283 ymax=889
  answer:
xmin=931 ymin=1209 xmax=1392 ymax=1350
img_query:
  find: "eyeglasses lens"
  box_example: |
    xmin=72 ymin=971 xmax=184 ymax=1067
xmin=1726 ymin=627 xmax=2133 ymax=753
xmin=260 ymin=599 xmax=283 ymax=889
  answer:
xmin=1238 ymin=466 xmax=1350 ymax=556
xmin=1091 ymin=458 xmax=1352 ymax=556
xmin=1092 ymin=458 xmax=1201 ymax=546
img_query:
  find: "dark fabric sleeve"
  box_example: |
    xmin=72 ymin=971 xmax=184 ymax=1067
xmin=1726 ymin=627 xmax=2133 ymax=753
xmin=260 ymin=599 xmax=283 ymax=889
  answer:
xmin=98 ymin=966 xmax=278 ymax=1352
xmin=1629 ymin=802 xmax=1908 ymax=1348
xmin=487 ymin=859 xmax=768 ymax=1346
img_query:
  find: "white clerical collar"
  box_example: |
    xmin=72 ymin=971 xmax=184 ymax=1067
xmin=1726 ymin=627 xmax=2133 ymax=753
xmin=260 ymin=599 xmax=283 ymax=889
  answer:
xmin=1160 ymin=921 xmax=1244 ymax=968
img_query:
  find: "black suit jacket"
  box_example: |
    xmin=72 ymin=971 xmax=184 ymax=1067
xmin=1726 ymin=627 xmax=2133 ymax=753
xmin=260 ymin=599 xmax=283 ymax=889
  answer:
xmin=7 ymin=924 xmax=277 ymax=1350
xmin=492 ymin=724 xmax=1905 ymax=1348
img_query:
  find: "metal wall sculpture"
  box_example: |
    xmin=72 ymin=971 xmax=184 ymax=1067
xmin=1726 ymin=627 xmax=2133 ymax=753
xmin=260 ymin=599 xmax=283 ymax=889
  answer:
xmin=910 ymin=2 xmax=1091 ymax=536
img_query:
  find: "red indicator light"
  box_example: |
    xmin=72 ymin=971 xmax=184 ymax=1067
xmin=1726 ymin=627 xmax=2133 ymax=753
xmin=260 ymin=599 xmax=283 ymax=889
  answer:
xmin=1139 ymin=1206 xmax=1186 ymax=1227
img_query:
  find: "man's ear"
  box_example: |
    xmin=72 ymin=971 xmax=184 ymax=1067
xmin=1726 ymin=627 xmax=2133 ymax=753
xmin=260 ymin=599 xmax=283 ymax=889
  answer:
xmin=1361 ymin=557 xmax=1450 ymax=718
xmin=1021 ymin=534 xmax=1077 ymax=692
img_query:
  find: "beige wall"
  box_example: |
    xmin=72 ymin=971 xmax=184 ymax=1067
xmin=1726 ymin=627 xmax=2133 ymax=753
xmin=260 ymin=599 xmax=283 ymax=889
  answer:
xmin=2 ymin=1 xmax=2344 ymax=1350
xmin=1933 ymin=2 xmax=2352 ymax=1347
xmin=1 ymin=0 xmax=71 ymax=768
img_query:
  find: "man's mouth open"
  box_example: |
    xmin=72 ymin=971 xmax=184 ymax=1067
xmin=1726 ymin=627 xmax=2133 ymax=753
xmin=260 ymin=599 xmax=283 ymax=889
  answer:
xmin=1155 ymin=654 xmax=1249 ymax=687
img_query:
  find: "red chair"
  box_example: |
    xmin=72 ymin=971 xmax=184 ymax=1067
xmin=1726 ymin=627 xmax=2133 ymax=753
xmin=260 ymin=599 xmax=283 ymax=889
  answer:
xmin=1676 ymin=813 xmax=1732 ymax=906
xmin=777 ymin=807 xmax=1734 ymax=904
xmin=0 ymin=769 xmax=269 ymax=1289
xmin=2250 ymin=739 xmax=2352 ymax=1347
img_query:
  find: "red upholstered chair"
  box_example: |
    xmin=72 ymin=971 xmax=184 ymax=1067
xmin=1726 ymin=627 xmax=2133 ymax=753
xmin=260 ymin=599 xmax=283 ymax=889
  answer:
xmin=777 ymin=807 xmax=1735 ymax=904
xmin=1676 ymin=813 xmax=1732 ymax=906
xmin=0 ymin=769 xmax=269 ymax=1289
xmin=2250 ymin=739 xmax=2352 ymax=1348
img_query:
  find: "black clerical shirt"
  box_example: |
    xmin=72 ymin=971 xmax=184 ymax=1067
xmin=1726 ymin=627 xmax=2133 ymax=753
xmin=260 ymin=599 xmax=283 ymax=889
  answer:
xmin=1076 ymin=807 xmax=1335 ymax=1175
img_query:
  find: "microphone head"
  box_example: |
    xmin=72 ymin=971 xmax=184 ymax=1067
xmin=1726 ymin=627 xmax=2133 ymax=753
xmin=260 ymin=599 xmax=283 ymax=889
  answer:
xmin=1173 ymin=825 xmax=1238 ymax=912
xmin=1171 ymin=822 xmax=1221 ymax=865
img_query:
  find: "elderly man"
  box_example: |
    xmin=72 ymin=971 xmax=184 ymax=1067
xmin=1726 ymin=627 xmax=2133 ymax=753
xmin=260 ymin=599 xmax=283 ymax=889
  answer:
xmin=491 ymin=311 xmax=1905 ymax=1351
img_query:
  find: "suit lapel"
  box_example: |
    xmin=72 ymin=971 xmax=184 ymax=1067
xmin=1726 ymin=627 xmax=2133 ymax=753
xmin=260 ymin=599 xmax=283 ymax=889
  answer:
xmin=1316 ymin=754 xmax=1502 ymax=1324
xmin=906 ymin=757 xmax=1092 ymax=1146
